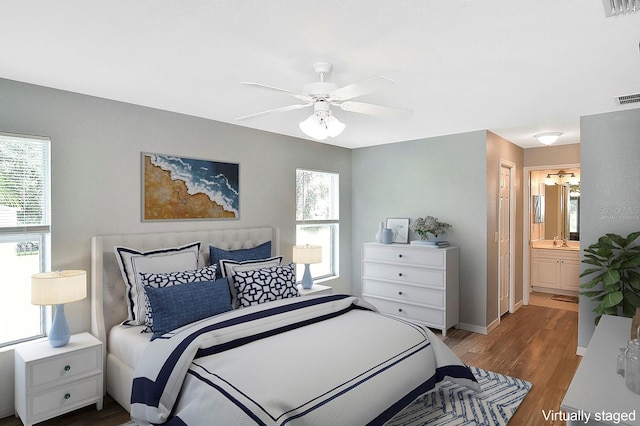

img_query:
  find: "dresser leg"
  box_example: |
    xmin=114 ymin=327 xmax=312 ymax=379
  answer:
xmin=96 ymin=397 xmax=103 ymax=411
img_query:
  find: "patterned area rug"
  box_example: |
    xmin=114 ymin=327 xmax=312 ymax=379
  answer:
xmin=119 ymin=367 xmax=531 ymax=426
xmin=387 ymin=366 xmax=532 ymax=426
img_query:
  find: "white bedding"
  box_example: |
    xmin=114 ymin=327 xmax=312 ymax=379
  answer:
xmin=130 ymin=295 xmax=479 ymax=426
xmin=108 ymin=325 xmax=149 ymax=369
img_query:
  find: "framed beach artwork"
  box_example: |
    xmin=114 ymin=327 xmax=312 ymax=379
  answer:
xmin=386 ymin=217 xmax=410 ymax=243
xmin=142 ymin=152 xmax=239 ymax=221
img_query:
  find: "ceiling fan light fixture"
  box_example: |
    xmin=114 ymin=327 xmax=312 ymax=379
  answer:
xmin=534 ymin=132 xmax=563 ymax=146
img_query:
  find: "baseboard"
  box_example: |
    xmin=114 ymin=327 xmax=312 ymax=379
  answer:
xmin=576 ymin=346 xmax=587 ymax=356
xmin=487 ymin=317 xmax=501 ymax=334
xmin=0 ymin=406 xmax=14 ymax=420
xmin=458 ymin=322 xmax=488 ymax=335
xmin=512 ymin=300 xmax=524 ymax=312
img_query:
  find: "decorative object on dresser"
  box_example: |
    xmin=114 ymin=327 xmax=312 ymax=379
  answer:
xmin=14 ymin=332 xmax=103 ymax=426
xmin=385 ymin=217 xmax=410 ymax=243
xmin=580 ymin=231 xmax=640 ymax=325
xmin=292 ymin=244 xmax=322 ymax=289
xmin=361 ymin=242 xmax=459 ymax=337
xmin=31 ymin=270 xmax=87 ymax=347
xmin=411 ymin=215 xmax=451 ymax=243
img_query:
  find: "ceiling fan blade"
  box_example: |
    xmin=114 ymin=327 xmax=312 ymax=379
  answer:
xmin=239 ymin=82 xmax=312 ymax=102
xmin=236 ymin=103 xmax=312 ymax=120
xmin=338 ymin=101 xmax=413 ymax=118
xmin=329 ymin=76 xmax=398 ymax=101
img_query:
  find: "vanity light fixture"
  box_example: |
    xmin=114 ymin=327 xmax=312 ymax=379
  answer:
xmin=544 ymin=170 xmax=579 ymax=186
xmin=534 ymin=132 xmax=563 ymax=146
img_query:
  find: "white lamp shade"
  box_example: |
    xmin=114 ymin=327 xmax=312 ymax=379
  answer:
xmin=292 ymin=245 xmax=322 ymax=264
xmin=299 ymin=113 xmax=345 ymax=140
xmin=31 ymin=270 xmax=87 ymax=305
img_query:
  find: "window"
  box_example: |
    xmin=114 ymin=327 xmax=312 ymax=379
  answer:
xmin=295 ymin=169 xmax=339 ymax=281
xmin=0 ymin=133 xmax=50 ymax=347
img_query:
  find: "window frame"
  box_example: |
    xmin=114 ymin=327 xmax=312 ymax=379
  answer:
xmin=0 ymin=132 xmax=51 ymax=348
xmin=295 ymin=169 xmax=339 ymax=281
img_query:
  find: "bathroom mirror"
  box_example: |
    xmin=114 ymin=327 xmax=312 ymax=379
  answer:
xmin=544 ymin=182 xmax=580 ymax=241
xmin=533 ymin=195 xmax=544 ymax=223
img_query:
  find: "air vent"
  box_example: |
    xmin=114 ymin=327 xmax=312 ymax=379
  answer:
xmin=602 ymin=0 xmax=639 ymax=16
xmin=616 ymin=93 xmax=640 ymax=105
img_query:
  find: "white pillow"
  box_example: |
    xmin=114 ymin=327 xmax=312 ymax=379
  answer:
xmin=115 ymin=241 xmax=201 ymax=325
xmin=220 ymin=256 xmax=283 ymax=308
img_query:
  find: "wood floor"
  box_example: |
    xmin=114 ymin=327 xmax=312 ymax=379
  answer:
xmin=0 ymin=300 xmax=580 ymax=426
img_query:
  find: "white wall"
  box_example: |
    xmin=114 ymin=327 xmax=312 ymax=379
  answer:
xmin=351 ymin=131 xmax=490 ymax=329
xmin=0 ymin=78 xmax=353 ymax=417
xmin=579 ymin=107 xmax=640 ymax=349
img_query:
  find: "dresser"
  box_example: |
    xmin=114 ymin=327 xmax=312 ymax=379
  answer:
xmin=561 ymin=315 xmax=639 ymax=425
xmin=361 ymin=243 xmax=459 ymax=336
xmin=14 ymin=332 xmax=103 ymax=426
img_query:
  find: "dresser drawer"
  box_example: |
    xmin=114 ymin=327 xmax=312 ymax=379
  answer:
xmin=29 ymin=345 xmax=101 ymax=389
xmin=363 ymin=244 xmax=445 ymax=267
xmin=363 ymin=296 xmax=445 ymax=327
xmin=30 ymin=375 xmax=101 ymax=418
xmin=362 ymin=279 xmax=445 ymax=307
xmin=362 ymin=262 xmax=445 ymax=288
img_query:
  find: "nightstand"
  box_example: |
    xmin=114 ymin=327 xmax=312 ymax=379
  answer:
xmin=14 ymin=332 xmax=103 ymax=426
xmin=297 ymin=283 xmax=332 ymax=296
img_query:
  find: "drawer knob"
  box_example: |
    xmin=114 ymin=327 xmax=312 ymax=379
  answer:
xmin=398 ymin=308 xmax=403 ymax=313
xmin=64 ymin=365 xmax=71 ymax=372
xmin=398 ymin=291 xmax=403 ymax=295
xmin=398 ymin=254 xmax=403 ymax=258
xmin=64 ymin=393 xmax=71 ymax=400
xmin=398 ymin=273 xmax=403 ymax=277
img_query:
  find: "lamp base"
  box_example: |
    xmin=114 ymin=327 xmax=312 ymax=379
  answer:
xmin=301 ymin=264 xmax=314 ymax=289
xmin=49 ymin=304 xmax=70 ymax=347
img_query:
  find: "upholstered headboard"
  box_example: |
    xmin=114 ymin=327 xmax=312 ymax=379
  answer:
xmin=90 ymin=227 xmax=278 ymax=355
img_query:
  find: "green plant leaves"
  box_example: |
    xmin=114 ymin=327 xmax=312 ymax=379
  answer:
xmin=581 ymin=231 xmax=640 ymax=323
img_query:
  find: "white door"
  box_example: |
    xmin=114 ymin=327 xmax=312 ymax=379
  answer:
xmin=499 ymin=165 xmax=511 ymax=316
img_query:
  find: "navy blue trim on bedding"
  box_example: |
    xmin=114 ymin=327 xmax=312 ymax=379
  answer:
xmin=131 ymin=294 xmax=358 ymax=407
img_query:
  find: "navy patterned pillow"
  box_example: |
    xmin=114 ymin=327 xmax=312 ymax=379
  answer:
xmin=232 ymin=263 xmax=299 ymax=308
xmin=209 ymin=241 xmax=272 ymax=279
xmin=145 ymin=279 xmax=232 ymax=340
xmin=139 ymin=265 xmax=217 ymax=332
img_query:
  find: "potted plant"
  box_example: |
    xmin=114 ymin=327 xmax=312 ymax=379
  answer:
xmin=412 ymin=216 xmax=451 ymax=241
xmin=580 ymin=231 xmax=640 ymax=326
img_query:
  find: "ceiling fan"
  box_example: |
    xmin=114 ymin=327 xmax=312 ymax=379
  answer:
xmin=237 ymin=62 xmax=412 ymax=140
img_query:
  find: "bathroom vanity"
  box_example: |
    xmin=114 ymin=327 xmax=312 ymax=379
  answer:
xmin=531 ymin=241 xmax=580 ymax=294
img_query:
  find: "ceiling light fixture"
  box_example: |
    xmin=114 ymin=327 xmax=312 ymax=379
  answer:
xmin=299 ymin=100 xmax=345 ymax=140
xmin=534 ymin=132 xmax=563 ymax=146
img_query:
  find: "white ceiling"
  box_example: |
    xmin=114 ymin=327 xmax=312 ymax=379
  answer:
xmin=1 ymin=0 xmax=639 ymax=149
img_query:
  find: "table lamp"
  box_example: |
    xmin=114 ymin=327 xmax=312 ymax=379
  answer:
xmin=292 ymin=245 xmax=322 ymax=289
xmin=31 ymin=270 xmax=87 ymax=347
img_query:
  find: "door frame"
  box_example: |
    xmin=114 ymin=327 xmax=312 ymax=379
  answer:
xmin=522 ymin=163 xmax=580 ymax=305
xmin=498 ymin=159 xmax=517 ymax=318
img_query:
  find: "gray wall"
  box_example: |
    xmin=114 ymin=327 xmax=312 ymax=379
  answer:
xmin=0 ymin=77 xmax=352 ymax=415
xmin=579 ymin=107 xmax=640 ymax=348
xmin=351 ymin=131 xmax=490 ymax=329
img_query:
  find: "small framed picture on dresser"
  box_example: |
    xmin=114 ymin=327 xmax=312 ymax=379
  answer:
xmin=386 ymin=217 xmax=410 ymax=243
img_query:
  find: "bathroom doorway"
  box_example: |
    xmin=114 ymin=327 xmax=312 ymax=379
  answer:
xmin=523 ymin=163 xmax=580 ymax=306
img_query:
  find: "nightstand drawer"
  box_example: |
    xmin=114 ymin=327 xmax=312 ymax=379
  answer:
xmin=31 ymin=375 xmax=101 ymax=418
xmin=363 ymin=279 xmax=444 ymax=307
xmin=362 ymin=262 xmax=445 ymax=287
xmin=29 ymin=345 xmax=101 ymax=388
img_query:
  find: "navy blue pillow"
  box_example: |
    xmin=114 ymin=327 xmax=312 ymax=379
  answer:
xmin=209 ymin=241 xmax=271 ymax=278
xmin=145 ymin=278 xmax=232 ymax=340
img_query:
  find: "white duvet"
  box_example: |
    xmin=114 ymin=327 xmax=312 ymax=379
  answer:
xmin=130 ymin=295 xmax=479 ymax=426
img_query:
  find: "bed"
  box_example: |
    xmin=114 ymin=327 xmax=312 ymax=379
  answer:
xmin=90 ymin=226 xmax=479 ymax=425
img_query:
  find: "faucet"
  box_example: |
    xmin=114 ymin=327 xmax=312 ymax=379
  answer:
xmin=553 ymin=236 xmax=559 ymax=247
xmin=562 ymin=238 xmax=569 ymax=247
